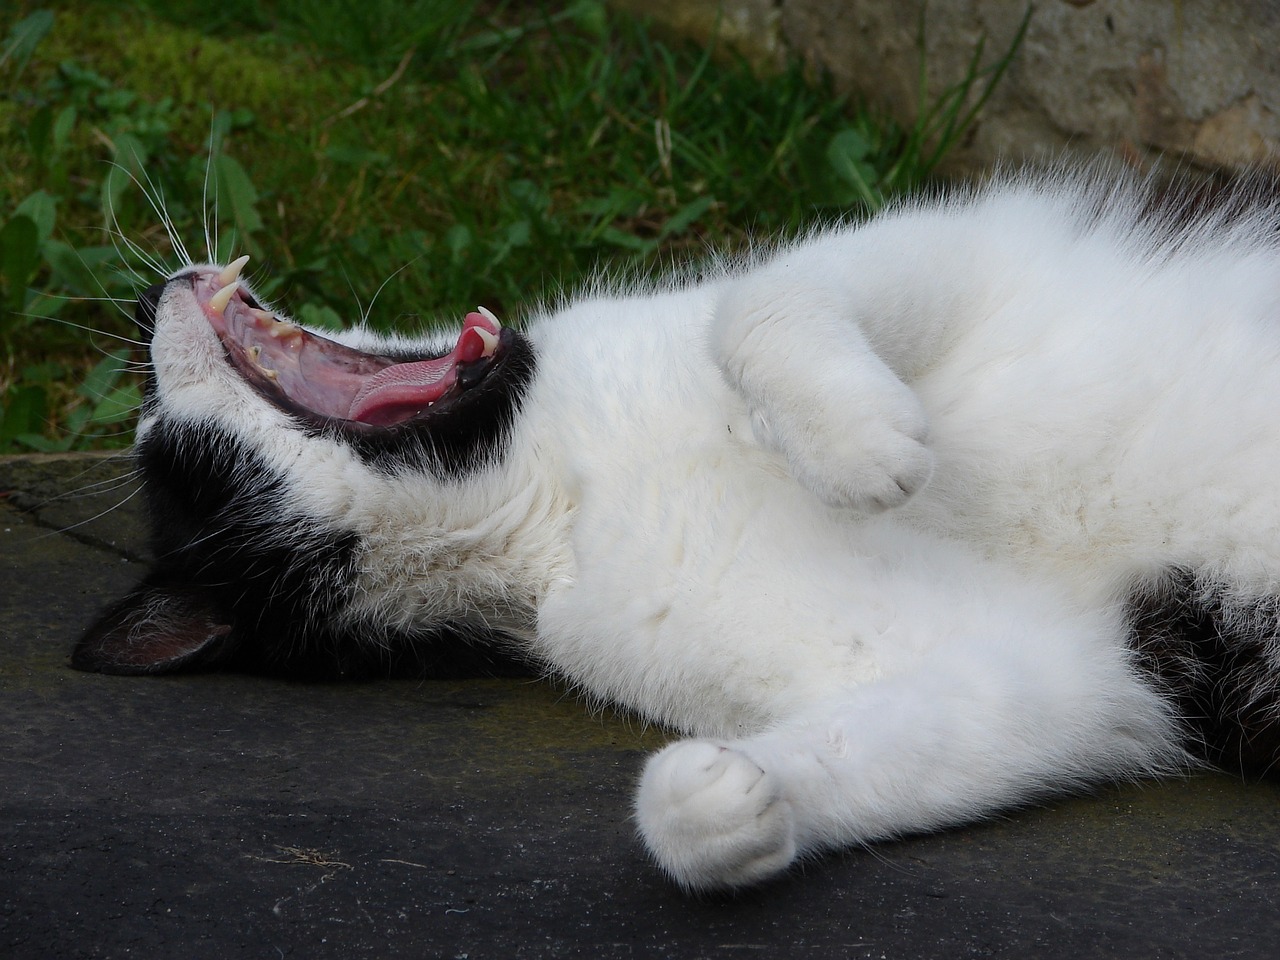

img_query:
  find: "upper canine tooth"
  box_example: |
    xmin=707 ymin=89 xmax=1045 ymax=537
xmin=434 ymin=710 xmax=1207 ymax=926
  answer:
xmin=477 ymin=305 xmax=500 ymax=327
xmin=217 ymin=255 xmax=251 ymax=287
xmin=209 ymin=280 xmax=239 ymax=314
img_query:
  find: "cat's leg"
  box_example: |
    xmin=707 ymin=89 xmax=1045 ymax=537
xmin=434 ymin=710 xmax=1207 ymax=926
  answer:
xmin=709 ymin=217 xmax=982 ymax=512
xmin=635 ymin=636 xmax=1180 ymax=891
xmin=714 ymin=272 xmax=935 ymax=512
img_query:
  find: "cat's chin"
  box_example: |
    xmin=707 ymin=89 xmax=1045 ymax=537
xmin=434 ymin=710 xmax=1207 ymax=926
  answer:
xmin=144 ymin=262 xmax=509 ymax=432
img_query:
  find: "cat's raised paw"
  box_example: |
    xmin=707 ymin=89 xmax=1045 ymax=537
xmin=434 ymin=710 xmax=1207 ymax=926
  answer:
xmin=751 ymin=387 xmax=934 ymax=513
xmin=798 ymin=412 xmax=932 ymax=513
xmin=634 ymin=740 xmax=797 ymax=891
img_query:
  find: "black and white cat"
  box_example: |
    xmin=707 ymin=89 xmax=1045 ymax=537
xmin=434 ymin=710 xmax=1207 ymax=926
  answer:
xmin=74 ymin=168 xmax=1280 ymax=891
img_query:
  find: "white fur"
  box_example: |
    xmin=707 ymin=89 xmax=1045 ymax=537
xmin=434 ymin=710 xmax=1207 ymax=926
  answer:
xmin=144 ymin=169 xmax=1280 ymax=890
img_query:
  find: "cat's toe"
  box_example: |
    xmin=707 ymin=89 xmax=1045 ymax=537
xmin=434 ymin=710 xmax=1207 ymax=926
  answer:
xmin=794 ymin=422 xmax=934 ymax=513
xmin=635 ymin=740 xmax=797 ymax=891
xmin=747 ymin=374 xmax=934 ymax=512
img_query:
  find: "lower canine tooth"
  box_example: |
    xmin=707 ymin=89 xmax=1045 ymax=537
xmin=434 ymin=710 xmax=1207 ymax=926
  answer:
xmin=209 ymin=280 xmax=238 ymax=314
xmin=474 ymin=327 xmax=499 ymax=357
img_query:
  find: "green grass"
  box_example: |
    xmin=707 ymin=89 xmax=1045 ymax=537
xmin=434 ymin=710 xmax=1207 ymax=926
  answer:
xmin=0 ymin=0 xmax=1024 ymax=452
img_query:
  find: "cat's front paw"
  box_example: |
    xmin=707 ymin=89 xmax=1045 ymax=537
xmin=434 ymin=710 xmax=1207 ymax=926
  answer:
xmin=635 ymin=740 xmax=797 ymax=891
xmin=753 ymin=387 xmax=934 ymax=513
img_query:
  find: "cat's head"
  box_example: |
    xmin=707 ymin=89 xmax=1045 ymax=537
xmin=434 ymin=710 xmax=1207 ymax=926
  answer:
xmin=71 ymin=260 xmax=538 ymax=678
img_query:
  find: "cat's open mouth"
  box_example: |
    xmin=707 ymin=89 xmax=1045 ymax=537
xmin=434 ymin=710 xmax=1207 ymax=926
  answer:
xmin=186 ymin=258 xmax=504 ymax=428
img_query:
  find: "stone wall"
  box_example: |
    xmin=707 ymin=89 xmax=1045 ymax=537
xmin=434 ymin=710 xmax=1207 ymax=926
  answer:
xmin=610 ymin=0 xmax=1280 ymax=174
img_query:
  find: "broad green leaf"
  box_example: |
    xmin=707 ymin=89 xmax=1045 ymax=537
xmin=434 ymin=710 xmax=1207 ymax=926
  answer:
xmin=20 ymin=361 xmax=64 ymax=381
xmin=52 ymin=105 xmax=77 ymax=154
xmin=569 ymin=0 xmax=608 ymax=37
xmin=15 ymin=432 xmax=73 ymax=453
xmin=14 ymin=190 xmax=57 ymax=246
xmin=101 ymin=132 xmax=150 ymax=224
xmin=42 ymin=240 xmax=119 ymax=296
xmin=78 ymin=350 xmax=129 ymax=403
xmin=214 ymin=154 xmax=264 ymax=239
xmin=91 ymin=382 xmax=142 ymax=425
xmin=660 ymin=195 xmax=714 ymax=239
xmin=0 ymin=384 xmax=48 ymax=449
xmin=0 ymin=215 xmax=40 ymax=321
xmin=599 ymin=227 xmax=653 ymax=253
xmin=26 ymin=105 xmax=52 ymax=171
xmin=1 ymin=10 xmax=55 ymax=78
xmin=445 ymin=224 xmax=472 ymax=262
xmin=826 ymin=128 xmax=880 ymax=209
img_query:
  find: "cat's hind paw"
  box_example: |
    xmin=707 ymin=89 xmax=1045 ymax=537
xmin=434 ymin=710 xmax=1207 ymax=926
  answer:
xmin=635 ymin=740 xmax=797 ymax=891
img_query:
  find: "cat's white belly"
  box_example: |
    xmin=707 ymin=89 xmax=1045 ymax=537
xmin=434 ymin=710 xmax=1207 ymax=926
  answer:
xmin=899 ymin=281 xmax=1280 ymax=600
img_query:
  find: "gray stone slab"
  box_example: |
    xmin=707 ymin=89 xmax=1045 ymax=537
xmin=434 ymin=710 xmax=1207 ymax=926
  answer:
xmin=2 ymin=454 xmax=1279 ymax=958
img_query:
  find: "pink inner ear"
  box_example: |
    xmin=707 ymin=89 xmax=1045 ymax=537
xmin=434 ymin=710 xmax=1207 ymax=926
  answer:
xmin=71 ymin=584 xmax=234 ymax=675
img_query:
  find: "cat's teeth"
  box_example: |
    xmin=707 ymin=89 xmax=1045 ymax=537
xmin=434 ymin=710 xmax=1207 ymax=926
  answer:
xmin=477 ymin=305 xmax=500 ymax=326
xmin=217 ymin=255 xmax=250 ymax=287
xmin=474 ymin=327 xmax=499 ymax=357
xmin=209 ymin=280 xmax=239 ymax=314
xmin=246 ymin=343 xmax=277 ymax=379
xmin=267 ymin=318 xmax=303 ymax=341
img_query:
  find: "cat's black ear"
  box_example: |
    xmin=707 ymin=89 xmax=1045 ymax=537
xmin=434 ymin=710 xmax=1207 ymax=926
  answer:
xmin=71 ymin=577 xmax=237 ymax=675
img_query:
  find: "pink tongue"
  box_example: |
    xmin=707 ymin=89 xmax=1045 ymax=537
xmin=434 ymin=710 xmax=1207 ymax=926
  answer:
xmin=346 ymin=314 xmax=495 ymax=425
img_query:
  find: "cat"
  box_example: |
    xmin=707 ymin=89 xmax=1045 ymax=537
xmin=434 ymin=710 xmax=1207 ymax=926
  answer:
xmin=72 ymin=166 xmax=1280 ymax=892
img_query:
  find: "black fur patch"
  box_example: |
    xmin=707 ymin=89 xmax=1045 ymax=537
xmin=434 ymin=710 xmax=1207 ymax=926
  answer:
xmin=86 ymin=419 xmax=530 ymax=679
xmin=135 ymin=417 xmax=365 ymax=676
xmin=1129 ymin=570 xmax=1280 ymax=778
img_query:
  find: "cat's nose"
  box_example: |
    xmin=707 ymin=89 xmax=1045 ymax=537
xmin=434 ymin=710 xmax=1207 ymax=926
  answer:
xmin=135 ymin=281 xmax=167 ymax=335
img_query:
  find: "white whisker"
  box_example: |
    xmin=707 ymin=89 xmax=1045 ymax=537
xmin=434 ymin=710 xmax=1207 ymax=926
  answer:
xmin=30 ymin=312 xmax=147 ymax=348
xmin=103 ymin=224 xmax=170 ymax=281
xmin=203 ymin=119 xmax=217 ymax=263
xmin=30 ymin=482 xmax=147 ymax=543
xmin=103 ymin=157 xmax=191 ymax=270
xmin=48 ymin=468 xmax=142 ymax=504
xmin=361 ymin=256 xmax=424 ymax=328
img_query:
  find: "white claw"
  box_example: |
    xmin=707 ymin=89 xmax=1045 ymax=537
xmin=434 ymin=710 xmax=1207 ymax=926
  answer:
xmin=474 ymin=327 xmax=499 ymax=357
xmin=209 ymin=280 xmax=239 ymax=314
xmin=217 ymin=255 xmax=250 ymax=287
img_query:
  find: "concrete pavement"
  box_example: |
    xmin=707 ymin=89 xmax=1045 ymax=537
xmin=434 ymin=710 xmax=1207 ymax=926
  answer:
xmin=2 ymin=453 xmax=1278 ymax=959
